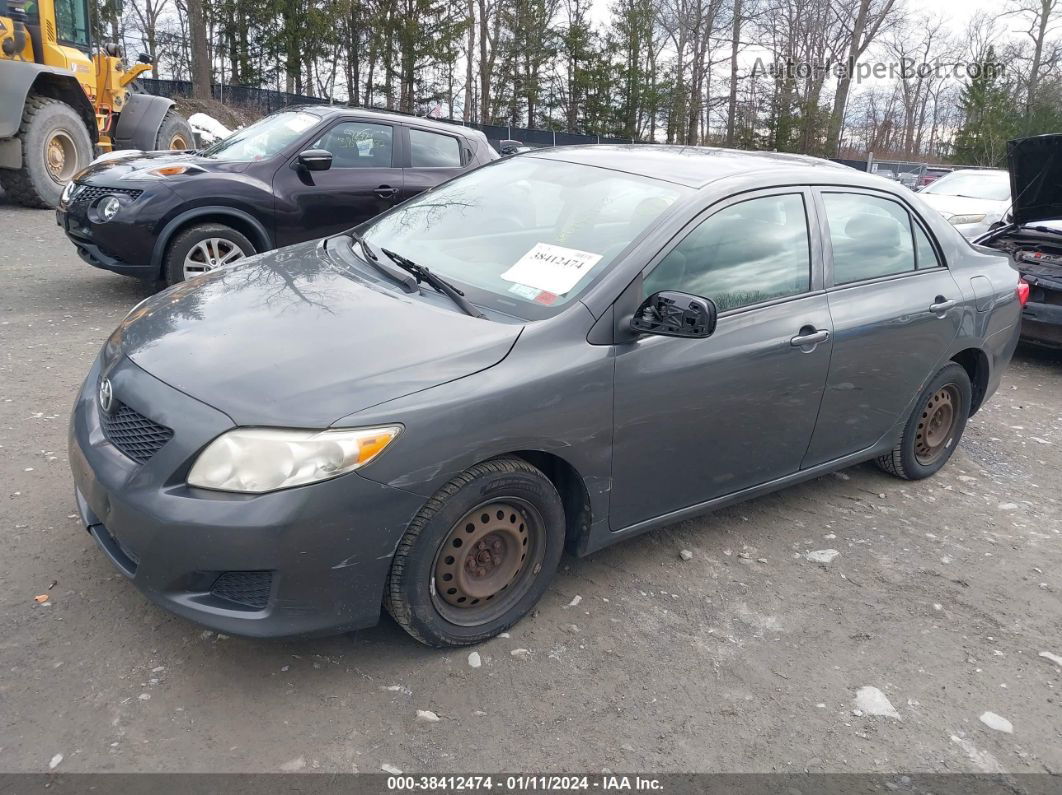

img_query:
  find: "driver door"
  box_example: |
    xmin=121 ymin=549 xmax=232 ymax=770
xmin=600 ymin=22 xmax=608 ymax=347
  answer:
xmin=272 ymin=119 xmax=404 ymax=247
xmin=610 ymin=189 xmax=833 ymax=530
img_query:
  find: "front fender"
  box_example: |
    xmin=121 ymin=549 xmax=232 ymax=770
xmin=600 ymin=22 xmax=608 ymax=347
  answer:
xmin=113 ymin=93 xmax=175 ymax=151
xmin=0 ymin=62 xmax=95 ymax=141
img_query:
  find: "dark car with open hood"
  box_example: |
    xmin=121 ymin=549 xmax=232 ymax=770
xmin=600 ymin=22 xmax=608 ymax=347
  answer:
xmin=55 ymin=106 xmax=497 ymax=286
xmin=976 ymin=134 xmax=1062 ymax=349
xmin=70 ymin=145 xmax=1023 ymax=646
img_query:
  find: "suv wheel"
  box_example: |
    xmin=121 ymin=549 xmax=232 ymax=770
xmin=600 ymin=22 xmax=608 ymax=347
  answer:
xmin=163 ymin=223 xmax=255 ymax=286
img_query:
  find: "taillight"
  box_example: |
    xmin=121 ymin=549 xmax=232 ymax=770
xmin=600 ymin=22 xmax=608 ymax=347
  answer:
xmin=1017 ymin=278 xmax=1030 ymax=307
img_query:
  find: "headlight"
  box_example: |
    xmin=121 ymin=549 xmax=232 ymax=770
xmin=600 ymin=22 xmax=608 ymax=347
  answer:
xmin=187 ymin=426 xmax=402 ymax=493
xmin=60 ymin=181 xmax=76 ymax=205
xmin=97 ymin=195 xmax=121 ymax=222
xmin=949 ymin=213 xmax=986 ymax=226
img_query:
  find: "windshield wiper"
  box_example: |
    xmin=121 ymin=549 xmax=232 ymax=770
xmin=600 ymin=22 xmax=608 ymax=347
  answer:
xmin=345 ymin=232 xmax=417 ymax=293
xmin=381 ymin=248 xmax=486 ymax=319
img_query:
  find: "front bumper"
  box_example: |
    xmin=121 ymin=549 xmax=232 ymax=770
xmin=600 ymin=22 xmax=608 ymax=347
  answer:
xmin=56 ymin=183 xmax=165 ymax=279
xmin=69 ymin=354 xmax=425 ymax=638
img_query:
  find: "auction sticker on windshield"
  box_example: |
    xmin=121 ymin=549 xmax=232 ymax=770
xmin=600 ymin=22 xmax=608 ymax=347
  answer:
xmin=501 ymin=243 xmax=603 ymax=296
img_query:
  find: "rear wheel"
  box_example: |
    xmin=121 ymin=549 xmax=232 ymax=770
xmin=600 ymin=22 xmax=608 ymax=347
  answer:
xmin=0 ymin=96 xmax=93 ymax=208
xmin=162 ymin=223 xmax=255 ymax=286
xmin=155 ymin=110 xmax=195 ymax=151
xmin=385 ymin=457 xmax=565 ymax=647
xmin=876 ymin=362 xmax=972 ymax=480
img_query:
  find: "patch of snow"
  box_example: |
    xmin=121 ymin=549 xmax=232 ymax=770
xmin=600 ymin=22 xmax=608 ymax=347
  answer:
xmin=979 ymin=711 xmax=1013 ymax=733
xmin=806 ymin=549 xmax=839 ymax=564
xmin=467 ymin=651 xmax=482 ymax=668
xmin=854 ymin=686 xmax=899 ymax=718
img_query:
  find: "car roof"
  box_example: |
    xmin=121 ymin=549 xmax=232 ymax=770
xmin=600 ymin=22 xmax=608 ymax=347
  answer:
xmin=289 ymin=105 xmax=482 ymax=139
xmin=523 ymin=144 xmax=854 ymax=188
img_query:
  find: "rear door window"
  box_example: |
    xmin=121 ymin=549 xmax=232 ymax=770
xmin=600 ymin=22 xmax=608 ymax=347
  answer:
xmin=409 ymin=129 xmax=462 ymax=168
xmin=822 ymin=193 xmax=921 ymax=284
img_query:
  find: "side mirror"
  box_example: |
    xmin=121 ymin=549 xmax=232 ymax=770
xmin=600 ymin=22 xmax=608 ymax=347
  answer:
xmin=630 ymin=290 xmax=717 ymax=339
xmin=297 ymin=149 xmax=333 ymax=171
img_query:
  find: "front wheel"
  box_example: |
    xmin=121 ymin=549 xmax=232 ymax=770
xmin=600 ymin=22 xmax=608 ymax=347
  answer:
xmin=385 ymin=457 xmax=566 ymax=647
xmin=876 ymin=362 xmax=972 ymax=480
xmin=0 ymin=96 xmax=93 ymax=208
xmin=162 ymin=222 xmax=255 ymax=286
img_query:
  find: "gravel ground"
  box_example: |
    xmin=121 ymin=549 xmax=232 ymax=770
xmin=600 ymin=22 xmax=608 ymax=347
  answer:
xmin=1 ymin=200 xmax=1060 ymax=775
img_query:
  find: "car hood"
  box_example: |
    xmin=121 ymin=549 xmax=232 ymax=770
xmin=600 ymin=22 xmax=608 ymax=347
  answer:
xmin=917 ymin=192 xmax=1008 ymax=219
xmin=1009 ymin=134 xmax=1062 ymax=226
xmin=75 ymin=150 xmax=231 ymax=183
xmin=109 ymin=240 xmax=522 ymax=427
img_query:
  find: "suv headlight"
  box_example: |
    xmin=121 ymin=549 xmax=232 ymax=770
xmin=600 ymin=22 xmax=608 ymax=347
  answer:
xmin=187 ymin=426 xmax=402 ymax=493
xmin=98 ymin=195 xmax=121 ymax=222
xmin=949 ymin=213 xmax=986 ymax=226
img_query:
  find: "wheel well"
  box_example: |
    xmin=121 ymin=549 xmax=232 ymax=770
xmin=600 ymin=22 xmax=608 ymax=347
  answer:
xmin=162 ymin=213 xmax=268 ymax=266
xmin=951 ymin=348 xmax=990 ymax=414
xmin=31 ymin=75 xmax=98 ymax=143
xmin=511 ymin=451 xmax=592 ymax=553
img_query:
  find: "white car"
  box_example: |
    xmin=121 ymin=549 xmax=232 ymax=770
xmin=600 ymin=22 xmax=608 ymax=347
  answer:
xmin=917 ymin=168 xmax=1011 ymax=238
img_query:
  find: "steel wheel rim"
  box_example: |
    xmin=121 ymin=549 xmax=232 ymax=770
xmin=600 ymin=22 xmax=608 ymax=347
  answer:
xmin=915 ymin=384 xmax=959 ymax=465
xmin=183 ymin=238 xmax=246 ymax=279
xmin=431 ymin=498 xmax=546 ymax=627
xmin=167 ymin=132 xmax=190 ymax=150
xmin=46 ymin=130 xmax=78 ymax=184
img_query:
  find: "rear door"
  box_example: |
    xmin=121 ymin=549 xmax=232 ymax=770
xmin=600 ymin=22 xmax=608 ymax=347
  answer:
xmin=398 ymin=126 xmax=468 ymax=203
xmin=610 ymin=189 xmax=833 ymax=529
xmin=801 ymin=188 xmax=963 ymax=466
xmin=272 ymin=118 xmax=403 ymax=247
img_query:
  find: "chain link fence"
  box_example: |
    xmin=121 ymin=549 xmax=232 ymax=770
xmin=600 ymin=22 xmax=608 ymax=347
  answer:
xmin=138 ymin=78 xmax=639 ymax=151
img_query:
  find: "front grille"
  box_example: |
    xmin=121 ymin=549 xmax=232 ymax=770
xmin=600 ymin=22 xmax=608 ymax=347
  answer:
xmin=100 ymin=400 xmax=174 ymax=464
xmin=71 ymin=184 xmax=143 ymax=205
xmin=210 ymin=571 xmax=273 ymax=609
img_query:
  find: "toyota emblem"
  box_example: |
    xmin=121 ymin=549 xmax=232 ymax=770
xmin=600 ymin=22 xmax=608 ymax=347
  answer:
xmin=98 ymin=378 xmax=114 ymax=413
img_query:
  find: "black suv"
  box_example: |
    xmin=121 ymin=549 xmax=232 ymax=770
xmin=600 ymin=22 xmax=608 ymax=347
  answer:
xmin=56 ymin=106 xmax=497 ymax=285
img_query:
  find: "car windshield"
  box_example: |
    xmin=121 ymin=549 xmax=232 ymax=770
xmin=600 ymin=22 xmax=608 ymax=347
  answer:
xmin=200 ymin=111 xmax=320 ymax=161
xmin=922 ymin=171 xmax=1010 ymax=201
xmin=362 ymin=157 xmax=687 ymax=316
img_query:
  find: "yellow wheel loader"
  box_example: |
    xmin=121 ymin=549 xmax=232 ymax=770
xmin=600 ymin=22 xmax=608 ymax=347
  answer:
xmin=0 ymin=0 xmax=194 ymax=207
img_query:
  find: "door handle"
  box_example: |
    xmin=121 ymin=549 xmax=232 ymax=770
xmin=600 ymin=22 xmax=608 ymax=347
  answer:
xmin=374 ymin=185 xmax=397 ymax=199
xmin=930 ymin=297 xmax=957 ymax=314
xmin=790 ymin=328 xmax=830 ymax=348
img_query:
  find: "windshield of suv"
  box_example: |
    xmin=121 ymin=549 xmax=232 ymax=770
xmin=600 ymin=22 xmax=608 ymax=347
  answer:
xmin=362 ymin=157 xmax=686 ymax=316
xmin=200 ymin=111 xmax=320 ymax=161
xmin=922 ymin=170 xmax=1010 ymax=201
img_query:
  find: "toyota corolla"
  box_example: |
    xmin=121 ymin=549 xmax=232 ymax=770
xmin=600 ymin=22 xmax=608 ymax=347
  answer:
xmin=69 ymin=146 xmax=1023 ymax=646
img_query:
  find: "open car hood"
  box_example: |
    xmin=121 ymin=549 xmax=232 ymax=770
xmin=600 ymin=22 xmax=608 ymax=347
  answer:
xmin=1009 ymin=134 xmax=1062 ymax=226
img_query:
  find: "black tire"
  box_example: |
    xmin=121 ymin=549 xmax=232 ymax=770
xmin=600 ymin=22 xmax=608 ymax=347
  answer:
xmin=0 ymin=96 xmax=93 ymax=209
xmin=154 ymin=110 xmax=195 ymax=151
xmin=876 ymin=362 xmax=972 ymax=480
xmin=385 ymin=457 xmax=566 ymax=647
xmin=162 ymin=223 xmax=255 ymax=286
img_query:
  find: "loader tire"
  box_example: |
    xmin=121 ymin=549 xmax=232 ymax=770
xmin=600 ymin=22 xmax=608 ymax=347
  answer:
xmin=155 ymin=111 xmax=195 ymax=151
xmin=0 ymin=96 xmax=93 ymax=209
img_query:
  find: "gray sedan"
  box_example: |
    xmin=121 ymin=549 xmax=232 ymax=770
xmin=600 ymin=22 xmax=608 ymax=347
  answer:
xmin=69 ymin=145 xmax=1023 ymax=646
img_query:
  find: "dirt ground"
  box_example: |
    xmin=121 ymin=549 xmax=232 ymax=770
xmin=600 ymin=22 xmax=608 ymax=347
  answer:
xmin=0 ymin=199 xmax=1060 ymax=775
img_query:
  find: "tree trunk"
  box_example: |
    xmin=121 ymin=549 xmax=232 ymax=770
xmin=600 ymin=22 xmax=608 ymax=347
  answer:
xmin=724 ymin=0 xmax=741 ymax=147
xmin=463 ymin=0 xmax=475 ymax=122
xmin=187 ymin=0 xmax=212 ymax=99
xmin=825 ymin=0 xmax=870 ymax=155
